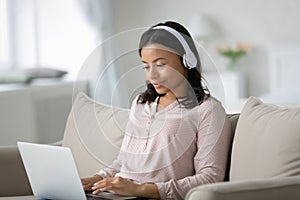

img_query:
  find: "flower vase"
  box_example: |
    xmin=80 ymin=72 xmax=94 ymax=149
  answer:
xmin=227 ymin=57 xmax=239 ymax=71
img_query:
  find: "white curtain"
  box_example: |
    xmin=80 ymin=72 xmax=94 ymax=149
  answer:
xmin=2 ymin=0 xmax=129 ymax=108
xmin=77 ymin=0 xmax=129 ymax=108
xmin=3 ymin=0 xmax=97 ymax=75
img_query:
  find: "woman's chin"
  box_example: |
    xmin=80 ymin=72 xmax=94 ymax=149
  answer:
xmin=155 ymin=88 xmax=167 ymax=95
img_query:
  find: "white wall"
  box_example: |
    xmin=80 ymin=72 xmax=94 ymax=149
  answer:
xmin=110 ymin=0 xmax=300 ymax=98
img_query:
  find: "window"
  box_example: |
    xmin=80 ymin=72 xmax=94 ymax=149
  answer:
xmin=0 ymin=0 xmax=97 ymax=78
xmin=0 ymin=0 xmax=10 ymax=68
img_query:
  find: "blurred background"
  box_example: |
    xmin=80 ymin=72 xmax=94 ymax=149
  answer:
xmin=1 ymin=0 xmax=300 ymax=145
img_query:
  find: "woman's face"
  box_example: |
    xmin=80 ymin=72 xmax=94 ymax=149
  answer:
xmin=141 ymin=43 xmax=188 ymax=98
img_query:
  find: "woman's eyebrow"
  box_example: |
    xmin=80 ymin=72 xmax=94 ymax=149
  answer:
xmin=142 ymin=57 xmax=166 ymax=64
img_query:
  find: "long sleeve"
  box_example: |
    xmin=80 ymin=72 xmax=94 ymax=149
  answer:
xmin=155 ymin=99 xmax=232 ymax=199
xmin=97 ymin=157 xmax=122 ymax=178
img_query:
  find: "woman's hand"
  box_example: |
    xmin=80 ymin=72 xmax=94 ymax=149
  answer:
xmin=81 ymin=175 xmax=103 ymax=191
xmin=92 ymin=176 xmax=140 ymax=197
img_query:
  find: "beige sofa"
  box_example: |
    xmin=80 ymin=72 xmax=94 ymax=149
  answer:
xmin=1 ymin=92 xmax=300 ymax=199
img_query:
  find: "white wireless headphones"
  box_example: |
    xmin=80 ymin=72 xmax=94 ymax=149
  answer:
xmin=153 ymin=25 xmax=197 ymax=69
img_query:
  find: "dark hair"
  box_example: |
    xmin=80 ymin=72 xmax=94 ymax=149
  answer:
xmin=137 ymin=21 xmax=209 ymax=108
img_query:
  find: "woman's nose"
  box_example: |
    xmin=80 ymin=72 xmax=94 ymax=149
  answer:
xmin=149 ymin=66 xmax=159 ymax=79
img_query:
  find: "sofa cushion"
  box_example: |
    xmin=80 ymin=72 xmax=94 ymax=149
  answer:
xmin=62 ymin=92 xmax=129 ymax=177
xmin=230 ymin=96 xmax=300 ymax=181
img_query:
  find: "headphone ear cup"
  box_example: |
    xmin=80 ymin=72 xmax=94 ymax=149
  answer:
xmin=183 ymin=54 xmax=188 ymax=68
xmin=183 ymin=52 xmax=197 ymax=69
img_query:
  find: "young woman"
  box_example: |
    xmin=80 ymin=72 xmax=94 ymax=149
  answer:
xmin=81 ymin=21 xmax=232 ymax=200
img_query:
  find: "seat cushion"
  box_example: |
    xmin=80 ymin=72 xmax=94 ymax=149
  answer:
xmin=62 ymin=92 xmax=129 ymax=177
xmin=230 ymin=96 xmax=300 ymax=181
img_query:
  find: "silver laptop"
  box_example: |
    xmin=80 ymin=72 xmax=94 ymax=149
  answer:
xmin=17 ymin=142 xmax=136 ymax=200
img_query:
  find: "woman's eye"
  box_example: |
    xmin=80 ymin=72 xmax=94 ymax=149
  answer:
xmin=156 ymin=63 xmax=165 ymax=67
xmin=142 ymin=65 xmax=150 ymax=70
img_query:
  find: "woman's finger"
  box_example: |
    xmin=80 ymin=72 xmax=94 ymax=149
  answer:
xmin=92 ymin=178 xmax=111 ymax=193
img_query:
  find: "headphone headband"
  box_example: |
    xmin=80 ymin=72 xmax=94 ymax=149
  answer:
xmin=153 ymin=26 xmax=197 ymax=69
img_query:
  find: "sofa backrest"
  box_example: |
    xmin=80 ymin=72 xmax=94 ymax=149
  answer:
xmin=227 ymin=114 xmax=240 ymax=135
xmin=224 ymin=113 xmax=239 ymax=181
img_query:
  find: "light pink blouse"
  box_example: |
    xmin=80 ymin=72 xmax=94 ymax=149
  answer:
xmin=98 ymin=96 xmax=232 ymax=200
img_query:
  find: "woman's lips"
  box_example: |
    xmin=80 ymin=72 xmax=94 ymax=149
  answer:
xmin=152 ymin=81 xmax=166 ymax=88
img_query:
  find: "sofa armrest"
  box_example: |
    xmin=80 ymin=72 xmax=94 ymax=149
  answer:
xmin=0 ymin=140 xmax=62 ymax=197
xmin=50 ymin=140 xmax=63 ymax=146
xmin=0 ymin=145 xmax=32 ymax=196
xmin=185 ymin=176 xmax=300 ymax=200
